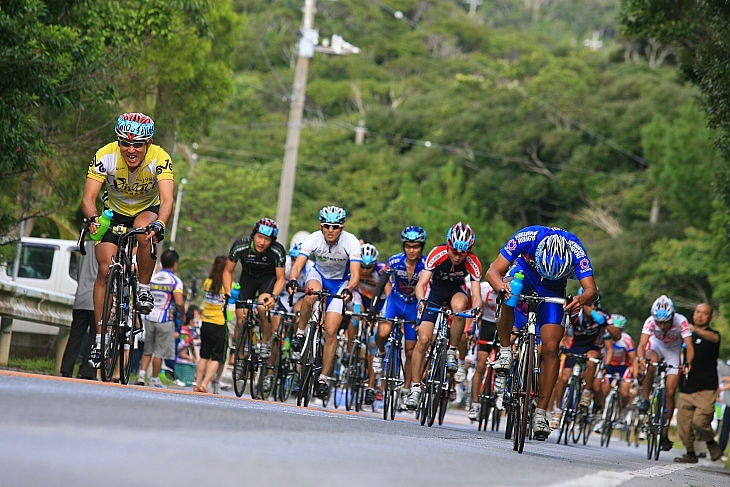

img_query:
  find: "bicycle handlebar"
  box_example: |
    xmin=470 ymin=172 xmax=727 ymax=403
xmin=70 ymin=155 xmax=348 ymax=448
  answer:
xmin=304 ymin=289 xmax=345 ymax=300
xmin=374 ymin=316 xmax=416 ymax=325
xmin=78 ymin=218 xmax=157 ymax=260
xmin=422 ymin=305 xmax=477 ymax=319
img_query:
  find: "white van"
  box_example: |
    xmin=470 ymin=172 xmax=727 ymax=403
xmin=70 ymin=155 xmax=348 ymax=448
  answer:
xmin=0 ymin=237 xmax=80 ymax=334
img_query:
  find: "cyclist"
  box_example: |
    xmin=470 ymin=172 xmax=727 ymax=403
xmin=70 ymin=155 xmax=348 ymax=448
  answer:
xmin=354 ymin=243 xmax=389 ymax=405
xmin=223 ymin=218 xmax=286 ymax=368
xmin=485 ymin=226 xmax=598 ymax=440
xmin=550 ymin=288 xmax=617 ymax=427
xmin=287 ymin=206 xmax=361 ymax=399
xmin=405 ymin=222 xmax=482 ymax=410
xmin=82 ymin=112 xmax=173 ymax=367
xmin=467 ymin=280 xmax=499 ymax=420
xmin=593 ymin=313 xmax=637 ymax=431
xmin=372 ymin=226 xmax=427 ymax=408
xmin=637 ymin=294 xmax=694 ymax=451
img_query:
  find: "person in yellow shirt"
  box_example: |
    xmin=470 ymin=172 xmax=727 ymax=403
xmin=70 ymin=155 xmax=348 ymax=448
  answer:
xmin=194 ymin=256 xmax=228 ymax=393
xmin=82 ymin=112 xmax=174 ymax=367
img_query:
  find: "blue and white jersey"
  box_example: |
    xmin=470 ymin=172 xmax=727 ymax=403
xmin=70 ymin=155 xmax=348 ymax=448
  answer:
xmin=500 ymin=225 xmax=593 ymax=281
xmin=386 ymin=252 xmax=426 ymax=303
xmin=299 ymin=230 xmax=361 ymax=280
xmin=147 ymin=269 xmax=183 ymax=323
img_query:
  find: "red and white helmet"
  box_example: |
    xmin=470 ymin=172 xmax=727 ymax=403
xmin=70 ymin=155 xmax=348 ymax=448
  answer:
xmin=446 ymin=222 xmax=475 ymax=252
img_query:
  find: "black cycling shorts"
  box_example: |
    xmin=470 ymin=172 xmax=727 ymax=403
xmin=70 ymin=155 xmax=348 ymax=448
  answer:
xmin=236 ymin=274 xmax=277 ymax=308
xmin=99 ymin=205 xmax=160 ymax=245
xmin=199 ymin=322 xmax=227 ymax=362
xmin=477 ymin=319 xmax=497 ymax=353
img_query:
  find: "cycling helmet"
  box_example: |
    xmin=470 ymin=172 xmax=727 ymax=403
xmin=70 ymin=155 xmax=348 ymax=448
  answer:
xmin=401 ymin=225 xmax=427 ymax=244
xmin=446 ymin=222 xmax=475 ymax=252
xmin=651 ymin=295 xmax=675 ymax=323
xmin=251 ymin=217 xmax=279 ymax=239
xmin=289 ymin=242 xmax=302 ymax=258
xmin=361 ymin=243 xmax=379 ymax=266
xmin=609 ymin=313 xmax=627 ymax=329
xmin=578 ymin=286 xmax=601 ymax=307
xmin=319 ymin=206 xmax=347 ymax=225
xmin=534 ymin=234 xmax=573 ymax=280
xmin=115 ymin=112 xmax=154 ymax=141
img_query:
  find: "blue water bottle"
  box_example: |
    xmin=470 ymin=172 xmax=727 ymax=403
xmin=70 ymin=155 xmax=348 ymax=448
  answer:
xmin=591 ymin=309 xmax=606 ymax=324
xmin=505 ymin=271 xmax=524 ymax=307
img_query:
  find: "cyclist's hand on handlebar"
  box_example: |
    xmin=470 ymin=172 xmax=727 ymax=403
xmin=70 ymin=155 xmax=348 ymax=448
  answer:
xmin=146 ymin=220 xmax=165 ymax=243
xmin=262 ymin=295 xmax=273 ymax=308
xmin=340 ymin=288 xmax=353 ymax=303
xmin=471 ymin=307 xmax=481 ymax=318
xmin=563 ymin=295 xmax=581 ymax=314
xmin=286 ymin=280 xmax=298 ymax=294
xmin=86 ymin=216 xmax=99 ymax=235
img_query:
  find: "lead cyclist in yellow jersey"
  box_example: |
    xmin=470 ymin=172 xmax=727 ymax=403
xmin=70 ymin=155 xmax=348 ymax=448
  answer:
xmin=81 ymin=112 xmax=174 ymax=367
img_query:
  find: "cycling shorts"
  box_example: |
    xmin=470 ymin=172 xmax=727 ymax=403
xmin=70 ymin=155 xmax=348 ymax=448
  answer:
xmin=645 ymin=337 xmax=681 ymax=376
xmin=508 ymin=262 xmax=567 ymax=329
xmin=562 ymin=342 xmax=601 ymax=369
xmin=605 ymin=364 xmax=632 ymax=382
xmin=383 ymin=293 xmax=418 ymax=341
xmin=477 ymin=319 xmax=497 ymax=353
xmin=420 ymin=285 xmax=467 ymax=323
xmin=304 ymin=266 xmax=348 ymax=314
xmin=360 ymin=295 xmax=384 ymax=314
xmin=99 ymin=204 xmax=159 ymax=245
xmin=236 ymin=274 xmax=276 ymax=308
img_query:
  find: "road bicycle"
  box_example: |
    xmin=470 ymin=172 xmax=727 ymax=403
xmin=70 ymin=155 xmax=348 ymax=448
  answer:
xmin=498 ymin=291 xmax=569 ymax=453
xmin=232 ymin=299 xmax=267 ymax=399
xmin=377 ymin=316 xmax=415 ymax=420
xmin=554 ymin=350 xmax=601 ymax=445
xmin=258 ymin=309 xmax=298 ymax=402
xmin=79 ymin=217 xmax=154 ymax=383
xmin=476 ymin=332 xmax=502 ymax=432
xmin=642 ymin=360 xmax=681 ymax=461
xmin=417 ymin=305 xmax=475 ymax=427
xmin=296 ymin=289 xmax=344 ymax=407
xmin=340 ymin=309 xmax=373 ymax=412
xmin=599 ymin=372 xmax=623 ymax=447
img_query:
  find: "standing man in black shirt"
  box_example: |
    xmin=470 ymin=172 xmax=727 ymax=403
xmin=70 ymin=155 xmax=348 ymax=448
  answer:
xmin=674 ymin=303 xmax=722 ymax=463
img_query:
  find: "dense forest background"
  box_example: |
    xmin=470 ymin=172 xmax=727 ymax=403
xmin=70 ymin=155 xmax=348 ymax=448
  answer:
xmin=3 ymin=0 xmax=729 ymax=353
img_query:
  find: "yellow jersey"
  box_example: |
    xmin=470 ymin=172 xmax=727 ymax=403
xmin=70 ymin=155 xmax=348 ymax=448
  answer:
xmin=201 ymin=278 xmax=226 ymax=325
xmin=87 ymin=141 xmax=174 ymax=217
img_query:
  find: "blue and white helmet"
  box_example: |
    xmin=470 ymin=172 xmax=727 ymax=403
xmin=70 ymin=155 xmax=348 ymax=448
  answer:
xmin=361 ymin=243 xmax=379 ymax=267
xmin=289 ymin=242 xmax=302 ymax=258
xmin=319 ymin=205 xmax=347 ymax=225
xmin=534 ymin=234 xmax=573 ymax=280
xmin=401 ymin=225 xmax=427 ymax=244
xmin=651 ymin=295 xmax=675 ymax=323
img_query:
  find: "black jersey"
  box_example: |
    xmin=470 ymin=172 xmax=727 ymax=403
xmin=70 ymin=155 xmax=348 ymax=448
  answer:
xmin=228 ymin=236 xmax=286 ymax=280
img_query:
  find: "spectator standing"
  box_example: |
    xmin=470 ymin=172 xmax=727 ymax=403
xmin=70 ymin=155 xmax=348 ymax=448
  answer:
xmin=718 ymin=358 xmax=730 ymax=457
xmin=194 ymin=256 xmax=228 ymax=393
xmin=674 ymin=303 xmax=722 ymax=463
xmin=136 ymin=249 xmax=184 ymax=386
xmin=60 ymin=240 xmax=98 ymax=379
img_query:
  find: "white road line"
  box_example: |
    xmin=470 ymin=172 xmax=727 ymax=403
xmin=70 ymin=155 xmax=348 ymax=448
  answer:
xmin=541 ymin=462 xmax=696 ymax=487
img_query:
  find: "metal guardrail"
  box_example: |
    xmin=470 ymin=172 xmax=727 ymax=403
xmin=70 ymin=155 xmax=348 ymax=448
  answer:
xmin=0 ymin=281 xmax=74 ymax=373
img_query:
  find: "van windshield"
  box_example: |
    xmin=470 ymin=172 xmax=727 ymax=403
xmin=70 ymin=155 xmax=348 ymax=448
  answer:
xmin=5 ymin=244 xmax=54 ymax=279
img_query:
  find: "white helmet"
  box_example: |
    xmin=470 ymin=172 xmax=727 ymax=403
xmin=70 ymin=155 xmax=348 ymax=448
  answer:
xmin=361 ymin=243 xmax=379 ymax=267
xmin=651 ymin=295 xmax=675 ymax=323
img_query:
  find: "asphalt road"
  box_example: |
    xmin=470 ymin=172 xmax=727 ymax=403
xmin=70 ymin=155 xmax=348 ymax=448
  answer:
xmin=1 ymin=370 xmax=728 ymax=487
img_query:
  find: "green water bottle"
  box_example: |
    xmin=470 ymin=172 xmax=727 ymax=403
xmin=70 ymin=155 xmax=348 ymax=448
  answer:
xmin=90 ymin=209 xmax=113 ymax=241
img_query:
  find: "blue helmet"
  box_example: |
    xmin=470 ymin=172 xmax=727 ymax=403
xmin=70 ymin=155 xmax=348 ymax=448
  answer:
xmin=534 ymin=234 xmax=573 ymax=280
xmin=289 ymin=242 xmax=302 ymax=258
xmin=319 ymin=205 xmax=346 ymax=225
xmin=446 ymin=222 xmax=475 ymax=252
xmin=401 ymin=225 xmax=427 ymax=244
xmin=251 ymin=217 xmax=279 ymax=240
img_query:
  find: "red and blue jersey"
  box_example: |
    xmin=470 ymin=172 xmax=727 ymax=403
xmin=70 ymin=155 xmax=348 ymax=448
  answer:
xmin=424 ymin=244 xmax=481 ymax=288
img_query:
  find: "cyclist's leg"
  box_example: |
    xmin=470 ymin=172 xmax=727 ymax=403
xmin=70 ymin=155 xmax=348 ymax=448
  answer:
xmin=132 ymin=210 xmax=158 ymax=285
xmin=664 ymin=370 xmax=681 ymax=435
xmin=472 ymin=349 xmax=488 ymax=404
xmin=411 ymin=320 xmax=435 ymax=388
xmin=641 ymin=350 xmax=660 ymax=401
xmin=585 ymin=348 xmax=601 ymax=401
xmin=403 ymin=323 xmax=417 ymax=391
xmin=321 ymin=313 xmax=344 ymax=378
xmin=93 ymin=242 xmax=117 ymax=327
xmin=537 ymin=323 xmax=563 ymax=411
xmin=297 ymin=279 xmax=321 ymax=332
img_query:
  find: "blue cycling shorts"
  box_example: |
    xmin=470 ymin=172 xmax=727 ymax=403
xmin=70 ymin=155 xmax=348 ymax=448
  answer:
xmin=383 ymin=293 xmax=418 ymax=341
xmin=508 ymin=262 xmax=567 ymax=332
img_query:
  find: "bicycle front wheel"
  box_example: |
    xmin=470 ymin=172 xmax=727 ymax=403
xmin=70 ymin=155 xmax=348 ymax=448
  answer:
xmin=232 ymin=326 xmax=251 ymax=398
xmin=383 ymin=344 xmax=398 ymax=421
xmin=601 ymin=393 xmax=617 ymax=447
xmin=557 ymin=384 xmax=575 ymax=445
xmin=514 ymin=338 xmax=534 ymax=453
xmin=653 ymin=389 xmax=666 ymax=461
xmin=100 ymin=266 xmax=122 ymax=382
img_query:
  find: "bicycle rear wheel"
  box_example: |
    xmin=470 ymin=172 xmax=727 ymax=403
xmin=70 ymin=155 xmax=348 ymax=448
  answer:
xmin=582 ymin=398 xmax=594 ymax=445
xmin=653 ymin=389 xmax=665 ymax=461
xmin=428 ymin=350 xmax=445 ymax=427
xmin=557 ymin=384 xmax=574 ymax=445
xmin=601 ymin=394 xmax=617 ymax=447
xmin=100 ymin=266 xmax=121 ymax=382
xmin=383 ymin=344 xmax=398 ymax=420
xmin=478 ymin=368 xmax=493 ymax=431
xmin=514 ymin=338 xmax=534 ymax=453
xmin=297 ymin=328 xmax=315 ymax=407
xmin=344 ymin=349 xmax=359 ymax=411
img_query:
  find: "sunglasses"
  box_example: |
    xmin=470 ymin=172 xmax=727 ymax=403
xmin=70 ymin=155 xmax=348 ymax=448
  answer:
xmin=361 ymin=263 xmax=375 ymax=269
xmin=118 ymin=139 xmax=147 ymax=148
xmin=321 ymin=224 xmax=342 ymax=230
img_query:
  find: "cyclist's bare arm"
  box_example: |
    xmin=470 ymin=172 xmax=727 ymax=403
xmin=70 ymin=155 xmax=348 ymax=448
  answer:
xmin=469 ymin=279 xmax=481 ymax=309
xmin=636 ymin=333 xmax=650 ymax=371
xmin=414 ymin=269 xmax=432 ymax=302
xmin=485 ymin=254 xmax=511 ymax=295
xmin=222 ymin=258 xmax=236 ymax=295
xmin=146 ymin=179 xmax=174 ymax=243
xmin=346 ymin=260 xmax=360 ymax=293
xmin=603 ymin=338 xmax=614 ymax=365
xmin=81 ymin=178 xmax=104 ymax=234
xmin=272 ymin=266 xmax=286 ymax=298
xmin=288 ymin=254 xmax=309 ymax=284
xmin=683 ymin=335 xmax=694 ymax=368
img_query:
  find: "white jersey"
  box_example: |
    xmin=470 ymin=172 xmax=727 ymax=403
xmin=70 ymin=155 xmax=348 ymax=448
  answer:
xmin=299 ymin=230 xmax=361 ymax=280
xmin=641 ymin=313 xmax=691 ymax=354
xmin=480 ymin=281 xmax=498 ymax=323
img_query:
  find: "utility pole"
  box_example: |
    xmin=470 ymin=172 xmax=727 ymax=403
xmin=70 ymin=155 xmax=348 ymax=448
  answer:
xmin=275 ymin=0 xmax=317 ymax=245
